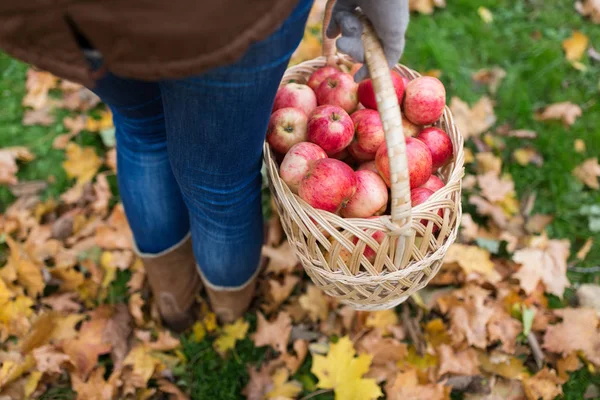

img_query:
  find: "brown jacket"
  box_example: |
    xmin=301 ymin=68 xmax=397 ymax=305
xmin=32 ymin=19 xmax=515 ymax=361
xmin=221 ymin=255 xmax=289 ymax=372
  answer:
xmin=0 ymin=0 xmax=300 ymax=86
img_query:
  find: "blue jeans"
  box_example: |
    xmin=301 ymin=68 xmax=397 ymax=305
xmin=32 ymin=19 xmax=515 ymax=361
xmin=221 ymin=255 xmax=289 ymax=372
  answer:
xmin=88 ymin=0 xmax=312 ymax=288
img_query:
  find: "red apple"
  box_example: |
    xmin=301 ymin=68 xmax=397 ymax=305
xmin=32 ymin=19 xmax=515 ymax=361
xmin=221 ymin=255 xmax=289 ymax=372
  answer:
xmin=347 ymin=110 xmax=385 ymax=161
xmin=355 ymin=230 xmax=386 ymax=264
xmin=316 ymin=72 xmax=358 ymax=114
xmin=280 ymin=142 xmax=327 ymax=193
xmin=273 ymin=83 xmax=317 ymax=116
xmin=420 ymin=175 xmax=445 ymax=193
xmin=402 ymin=113 xmax=421 ymax=137
xmin=266 ymin=107 xmax=308 ymax=154
xmin=307 ymin=66 xmax=339 ymax=91
xmin=417 ymin=127 xmax=453 ymax=169
xmin=307 ymin=105 xmax=354 ymax=156
xmin=299 ymin=158 xmax=357 ymax=213
xmin=403 ymin=76 xmax=446 ymax=125
xmin=375 ymin=137 xmax=433 ymax=189
xmin=357 ymin=160 xmax=378 ymax=174
xmin=411 ymin=187 xmax=443 ymax=231
xmin=357 ymin=71 xmax=405 ymax=110
xmin=341 ymin=170 xmax=389 ymax=218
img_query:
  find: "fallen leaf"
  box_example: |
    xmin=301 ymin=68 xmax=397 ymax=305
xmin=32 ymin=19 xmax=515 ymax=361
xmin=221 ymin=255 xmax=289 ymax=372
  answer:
xmin=128 ymin=292 xmax=145 ymax=326
xmin=576 ymin=0 xmax=600 ymax=23
xmin=71 ymin=366 xmax=116 ymax=400
xmin=525 ymin=214 xmax=554 ymax=234
xmin=262 ymin=242 xmax=299 ymax=275
xmin=243 ymin=364 xmax=274 ymax=400
xmin=576 ymin=284 xmax=600 ymax=314
xmin=460 ymin=214 xmax=480 ymax=241
xmin=477 ymin=172 xmax=515 ymax=203
xmin=444 ymin=244 xmax=501 ymax=283
xmin=85 ymin=109 xmax=113 ymax=132
xmin=252 ymin=312 xmax=292 ymax=353
xmin=106 ymin=148 xmax=117 ymax=172
xmin=95 ymin=204 xmax=133 ymax=250
xmin=122 ymin=344 xmax=162 ymax=390
xmin=214 ymin=319 xmax=249 ymax=355
xmin=51 ymin=313 xmax=86 ymax=341
xmin=62 ymin=143 xmax=103 ymax=187
xmin=103 ymin=304 xmax=132 ymax=370
xmin=450 ymin=96 xmax=496 ymax=139
xmin=543 ymin=308 xmax=600 ymax=365
xmin=513 ymin=235 xmax=571 ymax=297
xmin=437 ymin=344 xmax=480 ymax=377
xmin=562 ymin=31 xmax=589 ymax=65
xmin=535 ymin=102 xmax=582 ymax=126
xmin=356 ymin=329 xmax=408 ymax=366
xmin=574 ymin=138 xmax=586 ymax=153
xmin=22 ymin=69 xmax=58 ymax=110
xmin=513 ymin=148 xmax=543 ymax=166
xmin=61 ymin=314 xmax=112 ymax=378
xmin=312 ymin=336 xmax=382 ymax=400
xmin=158 ymin=379 xmax=190 ymax=400
xmin=24 ymin=370 xmax=42 ymax=398
xmin=408 ymin=0 xmax=446 ymax=15
xmin=265 ymin=368 xmax=302 ymax=399
xmin=5 ymin=236 xmax=45 ymax=297
xmin=464 ymin=378 xmax=524 ymax=400
xmin=0 ymin=147 xmax=35 ymax=185
xmin=478 ymin=351 xmax=526 ymax=379
xmin=472 ymin=67 xmax=506 ymax=94
xmin=146 ymin=331 xmax=181 ymax=351
xmin=478 ymin=7 xmax=493 ymax=23
xmin=448 ymin=286 xmax=495 ymax=348
xmin=475 ymin=152 xmax=502 ymax=175
xmin=385 ymin=369 xmax=451 ymax=400
xmin=487 ymin=309 xmax=522 ymax=354
xmin=522 ymin=368 xmax=562 ymax=400
xmin=60 ymin=86 xmax=101 ymax=112
xmin=32 ymin=344 xmax=71 ymax=374
xmin=299 ymin=285 xmax=329 ymax=322
xmin=262 ymin=275 xmax=299 ymax=313
xmin=279 ymin=339 xmax=308 ymax=374
xmin=23 ymin=107 xmax=55 ymax=126
xmin=572 ymin=157 xmax=600 ymax=189
xmin=53 ymin=115 xmax=87 ymax=149
xmin=365 ymin=309 xmax=399 ymax=335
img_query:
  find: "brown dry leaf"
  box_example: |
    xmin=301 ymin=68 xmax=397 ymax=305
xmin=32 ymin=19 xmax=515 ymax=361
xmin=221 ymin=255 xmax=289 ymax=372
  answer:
xmin=444 ymin=244 xmax=501 ymax=283
xmin=279 ymin=339 xmax=308 ymax=375
xmin=129 ymin=292 xmax=145 ymax=326
xmin=562 ymin=31 xmax=589 ymax=64
xmin=51 ymin=313 xmax=86 ymax=342
xmin=262 ymin=275 xmax=299 ymax=313
xmin=243 ymin=363 xmax=274 ymax=400
xmin=265 ymin=367 xmax=303 ymax=399
xmin=572 ymin=157 xmax=600 ymax=189
xmin=525 ymin=214 xmax=554 ymax=234
xmin=252 ymin=312 xmax=292 ymax=353
xmin=22 ymin=69 xmax=58 ymax=110
xmin=0 ymin=147 xmax=35 ymax=185
xmin=60 ymin=86 xmax=101 ymax=112
xmin=95 ymin=204 xmax=133 ymax=250
xmin=409 ymin=0 xmax=446 ymax=15
xmin=475 ymin=152 xmax=502 ymax=176
xmin=122 ymin=344 xmax=163 ymax=390
xmin=32 ymin=344 xmax=71 ymax=374
xmin=158 ymin=379 xmax=190 ymax=400
xmin=487 ymin=309 xmax=522 ymax=354
xmin=103 ymin=304 xmax=132 ymax=370
xmin=146 ymin=331 xmax=181 ymax=351
xmin=62 ymin=143 xmax=103 ymax=187
xmin=556 ymin=352 xmax=582 ymax=383
xmin=513 ymin=148 xmax=543 ymax=167
xmin=71 ymin=367 xmax=116 ymax=400
xmin=464 ymin=378 xmax=525 ymax=400
xmin=357 ymin=329 xmax=408 ymax=366
xmin=23 ymin=107 xmax=55 ymax=126
xmin=460 ymin=214 xmax=480 ymax=241
xmin=448 ymin=286 xmax=495 ymax=348
xmin=385 ymin=369 xmax=451 ymax=400
xmin=504 ymin=129 xmax=537 ymax=139
xmin=450 ymin=96 xmax=496 ymax=139
xmin=127 ymin=259 xmax=146 ymax=294
xmin=437 ymin=344 xmax=480 ymax=377
xmin=61 ymin=314 xmax=112 ymax=378
xmin=522 ymin=368 xmax=562 ymax=400
xmin=262 ymin=241 xmax=299 ymax=275
xmin=53 ymin=115 xmax=87 ymax=150
xmin=42 ymin=292 xmax=81 ymax=312
xmin=543 ymin=308 xmax=600 ymax=365
xmin=576 ymin=0 xmax=600 ymax=23
xmin=472 ymin=67 xmax=506 ymax=94
xmin=365 ymin=309 xmax=399 ymax=335
xmin=299 ymin=285 xmax=329 ymax=322
xmin=477 ymin=172 xmax=515 ymax=203
xmin=535 ymin=102 xmax=582 ymax=126
xmin=106 ymin=148 xmax=117 ymax=173
xmin=5 ymin=236 xmax=45 ymax=298
xmin=513 ymin=234 xmax=571 ymax=297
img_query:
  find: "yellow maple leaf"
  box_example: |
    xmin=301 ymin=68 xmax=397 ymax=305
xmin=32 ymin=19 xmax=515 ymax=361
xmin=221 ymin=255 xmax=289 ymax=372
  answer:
xmin=5 ymin=236 xmax=45 ymax=298
xmin=123 ymin=344 xmax=162 ymax=388
xmin=312 ymin=336 xmax=382 ymax=400
xmin=192 ymin=322 xmax=206 ymax=342
xmin=444 ymin=244 xmax=501 ymax=282
xmin=0 ymin=277 xmax=14 ymax=306
xmin=62 ymin=143 xmax=103 ymax=187
xmin=562 ymin=31 xmax=589 ymax=64
xmin=478 ymin=350 xmax=527 ymax=379
xmin=478 ymin=6 xmax=493 ymax=23
xmin=85 ymin=109 xmax=113 ymax=132
xmin=213 ymin=319 xmax=249 ymax=355
xmin=299 ymin=285 xmax=329 ymax=322
xmin=266 ymin=368 xmax=303 ymax=399
xmin=0 ymin=295 xmax=34 ymax=324
xmin=0 ymin=355 xmax=35 ymax=388
xmin=365 ymin=310 xmax=398 ymax=335
xmin=24 ymin=370 xmax=42 ymax=398
xmin=51 ymin=313 xmax=86 ymax=341
xmin=203 ymin=312 xmax=218 ymax=333
xmin=100 ymin=251 xmax=117 ymax=290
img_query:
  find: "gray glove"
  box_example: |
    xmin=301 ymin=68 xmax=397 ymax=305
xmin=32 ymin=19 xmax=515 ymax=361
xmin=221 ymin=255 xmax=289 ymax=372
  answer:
xmin=326 ymin=0 xmax=409 ymax=82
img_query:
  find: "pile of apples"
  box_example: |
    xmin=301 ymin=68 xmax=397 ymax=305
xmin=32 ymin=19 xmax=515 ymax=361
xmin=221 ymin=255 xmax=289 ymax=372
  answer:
xmin=268 ymin=65 xmax=453 ymax=223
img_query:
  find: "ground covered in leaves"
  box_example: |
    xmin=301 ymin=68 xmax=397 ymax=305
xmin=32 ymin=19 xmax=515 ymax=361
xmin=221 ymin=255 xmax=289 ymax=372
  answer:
xmin=1 ymin=0 xmax=600 ymax=399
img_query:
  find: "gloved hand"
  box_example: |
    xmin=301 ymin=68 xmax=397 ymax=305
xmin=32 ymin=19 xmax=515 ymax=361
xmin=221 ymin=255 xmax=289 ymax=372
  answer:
xmin=326 ymin=0 xmax=409 ymax=82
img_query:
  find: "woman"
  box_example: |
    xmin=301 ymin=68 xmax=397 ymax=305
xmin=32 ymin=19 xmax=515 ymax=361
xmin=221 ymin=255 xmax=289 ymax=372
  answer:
xmin=0 ymin=0 xmax=408 ymax=330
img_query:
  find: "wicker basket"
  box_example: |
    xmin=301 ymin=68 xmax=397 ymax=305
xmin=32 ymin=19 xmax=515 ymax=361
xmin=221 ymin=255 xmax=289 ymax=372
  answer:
xmin=264 ymin=0 xmax=465 ymax=311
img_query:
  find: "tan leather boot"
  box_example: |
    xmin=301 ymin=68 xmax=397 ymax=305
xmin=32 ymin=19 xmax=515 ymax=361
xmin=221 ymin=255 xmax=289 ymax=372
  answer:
xmin=136 ymin=233 xmax=201 ymax=332
xmin=200 ymin=270 xmax=260 ymax=324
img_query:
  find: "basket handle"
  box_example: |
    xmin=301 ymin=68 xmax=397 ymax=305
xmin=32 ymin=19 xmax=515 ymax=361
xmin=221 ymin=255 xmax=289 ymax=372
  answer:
xmin=322 ymin=0 xmax=412 ymax=237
